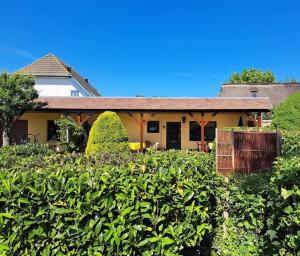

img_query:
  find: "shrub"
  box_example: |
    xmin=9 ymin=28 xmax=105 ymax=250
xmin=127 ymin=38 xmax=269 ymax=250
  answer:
xmin=263 ymin=156 xmax=300 ymax=255
xmin=55 ymin=118 xmax=84 ymax=152
xmin=281 ymin=130 xmax=300 ymax=156
xmin=0 ymin=143 xmax=52 ymax=157
xmin=85 ymin=111 xmax=129 ymax=155
xmin=0 ymin=150 xmax=222 ymax=255
xmin=212 ymin=173 xmax=271 ymax=255
xmin=271 ymin=93 xmax=300 ymax=130
xmin=0 ymin=144 xmax=53 ymax=171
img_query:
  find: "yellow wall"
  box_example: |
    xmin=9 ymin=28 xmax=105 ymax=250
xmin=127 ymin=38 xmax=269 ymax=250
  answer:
xmin=20 ymin=111 xmax=252 ymax=149
xmin=118 ymin=112 xmax=249 ymax=149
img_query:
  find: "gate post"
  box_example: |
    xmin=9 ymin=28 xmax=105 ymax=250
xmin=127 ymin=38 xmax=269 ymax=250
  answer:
xmin=215 ymin=128 xmax=218 ymax=171
xmin=231 ymin=130 xmax=235 ymax=172
xmin=276 ymin=129 xmax=281 ymax=156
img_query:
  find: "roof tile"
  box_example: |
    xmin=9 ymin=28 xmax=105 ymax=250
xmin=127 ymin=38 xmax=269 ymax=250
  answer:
xmin=37 ymin=97 xmax=272 ymax=111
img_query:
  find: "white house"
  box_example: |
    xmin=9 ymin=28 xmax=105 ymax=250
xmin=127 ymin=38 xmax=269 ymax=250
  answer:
xmin=18 ymin=53 xmax=100 ymax=97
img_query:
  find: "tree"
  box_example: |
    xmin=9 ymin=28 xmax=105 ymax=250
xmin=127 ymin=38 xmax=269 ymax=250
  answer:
xmin=85 ymin=111 xmax=129 ymax=155
xmin=227 ymin=68 xmax=276 ymax=84
xmin=271 ymin=93 xmax=300 ymax=130
xmin=0 ymin=72 xmax=39 ymax=146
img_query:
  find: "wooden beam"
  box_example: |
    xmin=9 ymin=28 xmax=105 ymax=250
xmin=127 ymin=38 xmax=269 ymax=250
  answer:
xmin=67 ymin=115 xmax=76 ymax=123
xmin=257 ymin=112 xmax=262 ymax=127
xmin=79 ymin=112 xmax=97 ymax=126
xmin=76 ymin=113 xmax=81 ymax=125
xmin=203 ymin=111 xmax=218 ymax=126
xmin=188 ymin=112 xmax=218 ymax=152
xmin=201 ymin=112 xmax=205 ymax=151
xmin=140 ymin=113 xmax=144 ymax=153
xmin=245 ymin=112 xmax=259 ymax=127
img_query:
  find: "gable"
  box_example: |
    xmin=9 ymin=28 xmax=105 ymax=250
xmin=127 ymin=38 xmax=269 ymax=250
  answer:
xmin=17 ymin=53 xmax=100 ymax=96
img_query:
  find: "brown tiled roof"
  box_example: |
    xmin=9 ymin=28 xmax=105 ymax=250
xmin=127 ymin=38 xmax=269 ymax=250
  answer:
xmin=36 ymin=97 xmax=272 ymax=111
xmin=218 ymin=83 xmax=300 ymax=106
xmin=17 ymin=53 xmax=100 ymax=96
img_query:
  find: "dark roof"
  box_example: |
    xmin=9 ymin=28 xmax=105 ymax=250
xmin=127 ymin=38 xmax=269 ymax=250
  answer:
xmin=218 ymin=83 xmax=300 ymax=106
xmin=17 ymin=53 xmax=100 ymax=96
xmin=36 ymin=97 xmax=272 ymax=111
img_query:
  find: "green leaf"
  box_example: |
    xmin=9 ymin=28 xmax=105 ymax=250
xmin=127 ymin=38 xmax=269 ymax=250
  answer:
xmin=53 ymin=208 xmax=75 ymax=214
xmin=161 ymin=237 xmax=174 ymax=245
xmin=281 ymin=188 xmax=293 ymax=199
xmin=137 ymin=239 xmax=148 ymax=247
xmin=0 ymin=213 xmax=14 ymax=219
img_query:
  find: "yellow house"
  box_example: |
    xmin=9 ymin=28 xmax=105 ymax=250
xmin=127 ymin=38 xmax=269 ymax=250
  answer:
xmin=2 ymin=53 xmax=271 ymax=150
xmin=13 ymin=96 xmax=272 ymax=151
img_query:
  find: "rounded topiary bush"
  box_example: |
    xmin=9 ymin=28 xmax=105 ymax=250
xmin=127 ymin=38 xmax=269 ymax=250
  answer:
xmin=85 ymin=111 xmax=129 ymax=155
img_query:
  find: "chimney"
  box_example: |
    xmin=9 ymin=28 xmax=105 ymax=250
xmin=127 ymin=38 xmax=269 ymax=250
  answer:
xmin=67 ymin=66 xmax=72 ymax=72
xmin=85 ymin=78 xmax=88 ymax=83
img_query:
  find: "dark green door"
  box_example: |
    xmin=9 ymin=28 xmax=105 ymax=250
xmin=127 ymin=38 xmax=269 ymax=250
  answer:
xmin=166 ymin=122 xmax=181 ymax=149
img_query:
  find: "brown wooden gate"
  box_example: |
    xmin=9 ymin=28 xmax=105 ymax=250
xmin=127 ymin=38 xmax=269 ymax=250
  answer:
xmin=216 ymin=129 xmax=281 ymax=174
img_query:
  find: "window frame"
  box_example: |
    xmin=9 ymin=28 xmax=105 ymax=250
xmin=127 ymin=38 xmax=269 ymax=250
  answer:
xmin=189 ymin=121 xmax=217 ymax=141
xmin=71 ymin=90 xmax=80 ymax=97
xmin=147 ymin=121 xmax=160 ymax=133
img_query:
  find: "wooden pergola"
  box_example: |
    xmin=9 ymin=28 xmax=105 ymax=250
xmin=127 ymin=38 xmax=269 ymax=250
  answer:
xmin=124 ymin=110 xmax=263 ymax=152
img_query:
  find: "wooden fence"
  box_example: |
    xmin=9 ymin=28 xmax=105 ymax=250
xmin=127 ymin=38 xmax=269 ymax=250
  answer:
xmin=216 ymin=129 xmax=281 ymax=174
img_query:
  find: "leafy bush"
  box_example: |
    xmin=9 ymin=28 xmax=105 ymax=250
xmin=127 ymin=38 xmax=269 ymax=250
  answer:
xmin=55 ymin=118 xmax=84 ymax=152
xmin=212 ymin=174 xmax=270 ymax=255
xmin=272 ymin=93 xmax=300 ymax=130
xmin=263 ymin=156 xmax=300 ymax=255
xmin=0 ymin=143 xmax=52 ymax=158
xmin=86 ymin=111 xmax=129 ymax=155
xmin=281 ymin=130 xmax=300 ymax=157
xmin=0 ymin=150 xmax=222 ymax=255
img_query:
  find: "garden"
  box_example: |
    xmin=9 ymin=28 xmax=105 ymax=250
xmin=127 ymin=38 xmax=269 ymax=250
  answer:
xmin=0 ymin=109 xmax=299 ymax=255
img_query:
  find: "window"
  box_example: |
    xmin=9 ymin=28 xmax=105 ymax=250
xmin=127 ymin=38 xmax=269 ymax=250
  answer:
xmin=189 ymin=121 xmax=217 ymax=141
xmin=250 ymin=90 xmax=258 ymax=97
xmin=71 ymin=90 xmax=79 ymax=96
xmin=248 ymin=121 xmax=255 ymax=127
xmin=147 ymin=121 xmax=160 ymax=133
xmin=47 ymin=120 xmax=58 ymax=141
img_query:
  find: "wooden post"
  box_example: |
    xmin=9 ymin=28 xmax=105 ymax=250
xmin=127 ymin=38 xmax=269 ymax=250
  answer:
xmin=215 ymin=128 xmax=218 ymax=171
xmin=257 ymin=112 xmax=262 ymax=127
xmin=76 ymin=113 xmax=81 ymax=125
xmin=201 ymin=112 xmax=205 ymax=151
xmin=231 ymin=129 xmax=235 ymax=172
xmin=139 ymin=113 xmax=144 ymax=153
xmin=276 ymin=129 xmax=281 ymax=156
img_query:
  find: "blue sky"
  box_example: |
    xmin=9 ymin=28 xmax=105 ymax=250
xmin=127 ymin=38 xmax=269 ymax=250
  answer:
xmin=0 ymin=0 xmax=300 ymax=97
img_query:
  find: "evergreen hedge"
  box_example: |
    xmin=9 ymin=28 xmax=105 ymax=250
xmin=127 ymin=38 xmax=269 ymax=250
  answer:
xmin=0 ymin=149 xmax=222 ymax=255
xmin=85 ymin=111 xmax=129 ymax=155
xmin=272 ymin=93 xmax=300 ymax=130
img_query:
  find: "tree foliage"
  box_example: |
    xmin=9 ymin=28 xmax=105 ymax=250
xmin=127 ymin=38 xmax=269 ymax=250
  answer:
xmin=0 ymin=72 xmax=39 ymax=146
xmin=85 ymin=111 xmax=129 ymax=155
xmin=227 ymin=68 xmax=276 ymax=84
xmin=271 ymin=93 xmax=300 ymax=130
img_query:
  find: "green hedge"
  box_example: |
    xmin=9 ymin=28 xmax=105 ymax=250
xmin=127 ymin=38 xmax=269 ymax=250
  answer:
xmin=1 ymin=129 xmax=299 ymax=255
xmin=0 ymin=149 xmax=222 ymax=255
xmin=86 ymin=111 xmax=129 ymax=155
xmin=281 ymin=130 xmax=300 ymax=157
xmin=264 ymin=156 xmax=300 ymax=255
xmin=271 ymin=93 xmax=300 ymax=130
